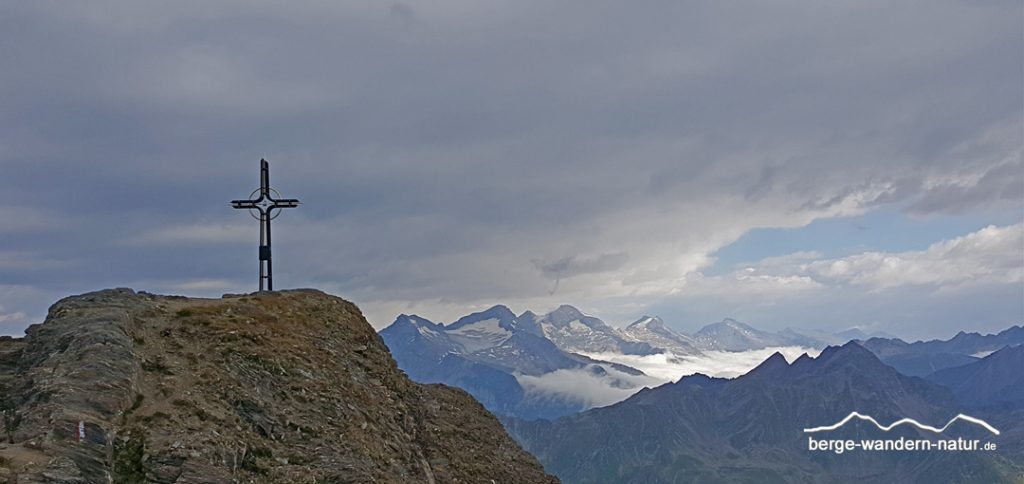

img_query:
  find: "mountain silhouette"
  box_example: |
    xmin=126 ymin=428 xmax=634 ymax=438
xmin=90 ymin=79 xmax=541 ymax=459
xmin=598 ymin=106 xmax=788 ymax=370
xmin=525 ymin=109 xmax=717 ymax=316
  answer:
xmin=860 ymin=326 xmax=1024 ymax=376
xmin=505 ymin=341 xmax=1023 ymax=483
xmin=927 ymin=344 xmax=1024 ymax=409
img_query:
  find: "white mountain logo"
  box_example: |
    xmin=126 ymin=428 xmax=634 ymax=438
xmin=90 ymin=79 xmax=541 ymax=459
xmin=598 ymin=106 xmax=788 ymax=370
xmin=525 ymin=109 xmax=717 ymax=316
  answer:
xmin=804 ymin=412 xmax=1000 ymax=436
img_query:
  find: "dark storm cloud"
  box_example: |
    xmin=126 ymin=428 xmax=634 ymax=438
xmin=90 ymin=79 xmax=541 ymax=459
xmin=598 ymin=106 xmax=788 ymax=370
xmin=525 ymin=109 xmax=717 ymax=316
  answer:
xmin=0 ymin=0 xmax=1019 ymax=335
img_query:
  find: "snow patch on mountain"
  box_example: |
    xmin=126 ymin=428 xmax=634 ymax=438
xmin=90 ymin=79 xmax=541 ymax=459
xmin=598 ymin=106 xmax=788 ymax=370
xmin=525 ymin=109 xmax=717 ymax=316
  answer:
xmin=971 ymin=349 xmax=997 ymax=359
xmin=416 ymin=324 xmax=443 ymax=340
xmin=447 ymin=317 xmax=511 ymax=352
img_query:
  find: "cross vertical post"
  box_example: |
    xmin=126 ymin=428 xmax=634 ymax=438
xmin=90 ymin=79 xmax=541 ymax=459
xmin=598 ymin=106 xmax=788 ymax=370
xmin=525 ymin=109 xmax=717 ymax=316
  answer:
xmin=231 ymin=159 xmax=300 ymax=291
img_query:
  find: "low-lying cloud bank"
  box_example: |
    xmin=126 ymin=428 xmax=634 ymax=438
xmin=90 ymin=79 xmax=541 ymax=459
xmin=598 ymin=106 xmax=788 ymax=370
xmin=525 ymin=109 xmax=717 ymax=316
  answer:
xmin=582 ymin=346 xmax=822 ymax=381
xmin=516 ymin=347 xmax=821 ymax=410
xmin=515 ymin=364 xmax=663 ymax=410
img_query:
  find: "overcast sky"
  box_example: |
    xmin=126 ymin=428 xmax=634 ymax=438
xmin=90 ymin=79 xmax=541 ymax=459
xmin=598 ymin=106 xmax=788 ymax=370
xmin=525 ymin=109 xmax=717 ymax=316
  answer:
xmin=1 ymin=0 xmax=1021 ymax=340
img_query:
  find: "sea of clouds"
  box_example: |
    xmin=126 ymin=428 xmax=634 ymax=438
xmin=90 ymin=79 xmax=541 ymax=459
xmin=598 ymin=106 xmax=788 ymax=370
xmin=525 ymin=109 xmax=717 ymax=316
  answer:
xmin=515 ymin=346 xmax=821 ymax=410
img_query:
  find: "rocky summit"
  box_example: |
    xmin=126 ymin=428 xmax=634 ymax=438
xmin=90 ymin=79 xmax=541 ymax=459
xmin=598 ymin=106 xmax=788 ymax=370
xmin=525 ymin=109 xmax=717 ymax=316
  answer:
xmin=0 ymin=289 xmax=557 ymax=483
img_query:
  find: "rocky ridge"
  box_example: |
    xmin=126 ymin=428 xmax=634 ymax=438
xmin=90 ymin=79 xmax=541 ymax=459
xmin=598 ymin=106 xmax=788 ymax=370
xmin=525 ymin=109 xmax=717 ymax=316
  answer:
xmin=0 ymin=289 xmax=557 ymax=483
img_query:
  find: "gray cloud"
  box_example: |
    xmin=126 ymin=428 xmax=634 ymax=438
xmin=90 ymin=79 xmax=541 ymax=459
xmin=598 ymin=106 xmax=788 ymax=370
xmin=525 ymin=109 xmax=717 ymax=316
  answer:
xmin=535 ymin=252 xmax=630 ymax=280
xmin=388 ymin=3 xmax=416 ymax=26
xmin=0 ymin=0 xmax=1019 ymax=336
xmin=909 ymin=160 xmax=1023 ymax=215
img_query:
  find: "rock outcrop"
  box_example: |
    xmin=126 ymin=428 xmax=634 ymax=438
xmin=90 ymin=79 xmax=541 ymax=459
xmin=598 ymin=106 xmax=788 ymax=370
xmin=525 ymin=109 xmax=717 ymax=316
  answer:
xmin=0 ymin=289 xmax=557 ymax=483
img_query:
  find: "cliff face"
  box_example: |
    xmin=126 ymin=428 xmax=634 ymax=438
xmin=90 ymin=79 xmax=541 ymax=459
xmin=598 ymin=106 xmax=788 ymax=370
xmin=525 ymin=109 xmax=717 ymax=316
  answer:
xmin=0 ymin=289 xmax=557 ymax=483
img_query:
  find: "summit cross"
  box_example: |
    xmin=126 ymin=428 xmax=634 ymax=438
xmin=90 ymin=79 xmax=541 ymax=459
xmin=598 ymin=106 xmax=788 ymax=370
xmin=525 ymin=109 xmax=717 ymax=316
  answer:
xmin=230 ymin=159 xmax=300 ymax=291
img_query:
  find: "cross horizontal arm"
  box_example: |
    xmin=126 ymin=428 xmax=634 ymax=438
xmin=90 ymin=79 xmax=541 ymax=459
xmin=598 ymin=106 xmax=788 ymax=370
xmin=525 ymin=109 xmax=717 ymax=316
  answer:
xmin=231 ymin=200 xmax=259 ymax=209
xmin=270 ymin=198 xmax=300 ymax=208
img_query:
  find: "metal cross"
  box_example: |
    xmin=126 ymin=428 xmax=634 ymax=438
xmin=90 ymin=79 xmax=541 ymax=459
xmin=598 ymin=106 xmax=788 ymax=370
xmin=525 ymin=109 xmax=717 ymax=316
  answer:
xmin=231 ymin=159 xmax=300 ymax=291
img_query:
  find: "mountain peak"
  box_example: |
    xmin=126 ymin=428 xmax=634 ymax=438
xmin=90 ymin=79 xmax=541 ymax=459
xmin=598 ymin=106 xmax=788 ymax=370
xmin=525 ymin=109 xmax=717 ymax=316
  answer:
xmin=485 ymin=303 xmax=515 ymax=314
xmin=746 ymin=351 xmax=789 ymax=377
xmin=813 ymin=340 xmax=886 ymax=369
xmin=835 ymin=339 xmax=875 ymax=354
xmin=691 ymin=318 xmax=782 ymax=351
xmin=696 ymin=318 xmax=756 ymax=334
xmin=751 ymin=341 xmax=892 ymax=382
xmin=834 ymin=327 xmax=869 ymax=340
xmin=545 ymin=304 xmax=586 ymax=324
xmin=720 ymin=318 xmax=753 ymax=329
xmin=792 ymin=352 xmax=814 ymax=366
xmin=627 ymin=315 xmax=664 ymax=330
xmin=390 ymin=313 xmax=441 ymax=330
xmin=449 ymin=304 xmax=517 ymax=329
xmin=1000 ymin=325 xmax=1024 ymax=336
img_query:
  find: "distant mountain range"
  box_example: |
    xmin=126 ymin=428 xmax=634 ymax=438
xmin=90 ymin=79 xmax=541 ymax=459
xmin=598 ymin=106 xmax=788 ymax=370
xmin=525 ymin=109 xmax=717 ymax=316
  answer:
xmin=504 ymin=341 xmax=1024 ymax=483
xmin=379 ymin=305 xmax=652 ymax=419
xmin=381 ymin=302 xmax=1024 ymax=424
xmin=860 ymin=325 xmax=1024 ymax=376
xmin=619 ymin=316 xmax=870 ymax=353
xmin=381 ymin=304 xmax=858 ymax=419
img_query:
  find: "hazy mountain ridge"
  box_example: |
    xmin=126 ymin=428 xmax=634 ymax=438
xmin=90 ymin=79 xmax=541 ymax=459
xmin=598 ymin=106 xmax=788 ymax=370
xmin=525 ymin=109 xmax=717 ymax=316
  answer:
xmin=926 ymin=344 xmax=1024 ymax=409
xmin=691 ymin=318 xmax=794 ymax=351
xmin=860 ymin=325 xmax=1024 ymax=376
xmin=924 ymin=344 xmax=1024 ymax=469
